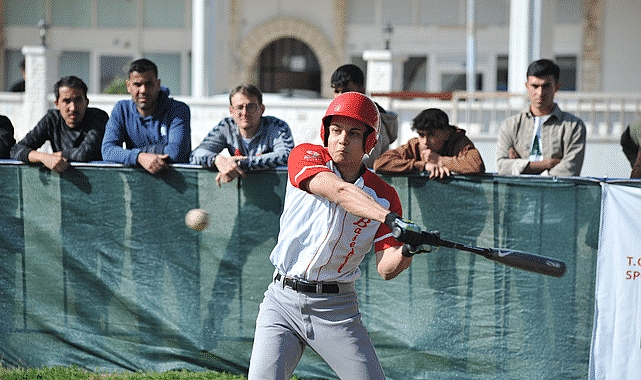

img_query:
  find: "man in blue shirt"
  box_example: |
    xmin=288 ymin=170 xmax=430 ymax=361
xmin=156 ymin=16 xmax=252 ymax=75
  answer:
xmin=102 ymin=58 xmax=191 ymax=173
xmin=101 ymin=58 xmax=199 ymax=350
xmin=190 ymin=84 xmax=294 ymax=186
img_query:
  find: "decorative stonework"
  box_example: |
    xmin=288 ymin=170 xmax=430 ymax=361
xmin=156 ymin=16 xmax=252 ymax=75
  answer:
xmin=582 ymin=0 xmax=603 ymax=92
xmin=0 ymin=0 xmax=5 ymax=89
xmin=236 ymin=17 xmax=342 ymax=98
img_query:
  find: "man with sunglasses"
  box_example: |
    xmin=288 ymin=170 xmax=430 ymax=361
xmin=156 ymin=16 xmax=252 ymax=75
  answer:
xmin=190 ymin=84 xmax=294 ymax=186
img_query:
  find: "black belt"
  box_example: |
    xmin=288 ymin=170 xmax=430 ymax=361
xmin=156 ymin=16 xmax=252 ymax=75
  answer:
xmin=274 ymin=273 xmax=339 ymax=294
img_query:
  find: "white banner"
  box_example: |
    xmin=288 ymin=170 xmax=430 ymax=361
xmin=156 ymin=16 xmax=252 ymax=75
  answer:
xmin=590 ymin=184 xmax=641 ymax=379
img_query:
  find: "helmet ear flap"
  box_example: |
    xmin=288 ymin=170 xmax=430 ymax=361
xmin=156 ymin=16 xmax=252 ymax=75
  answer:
xmin=321 ymin=116 xmax=332 ymax=146
xmin=364 ymin=127 xmax=378 ymax=154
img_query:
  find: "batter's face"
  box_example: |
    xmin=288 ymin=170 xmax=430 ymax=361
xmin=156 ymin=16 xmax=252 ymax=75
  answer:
xmin=327 ymin=115 xmax=367 ymax=166
xmin=526 ymin=74 xmax=559 ymax=116
xmin=127 ymin=70 xmax=161 ymax=117
xmin=55 ymin=86 xmax=89 ymax=129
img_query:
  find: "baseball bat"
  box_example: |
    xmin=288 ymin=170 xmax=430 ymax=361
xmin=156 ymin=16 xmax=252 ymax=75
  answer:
xmin=393 ymin=227 xmax=566 ymax=278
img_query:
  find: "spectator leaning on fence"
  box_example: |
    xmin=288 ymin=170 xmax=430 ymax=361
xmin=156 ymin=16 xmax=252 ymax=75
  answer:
xmin=10 ymin=76 xmax=108 ymax=174
xmin=0 ymin=115 xmax=16 ymax=159
xmin=190 ymin=84 xmax=294 ymax=186
xmin=620 ymin=118 xmax=641 ymax=178
xmin=495 ymin=59 xmax=586 ymax=177
xmin=373 ymin=108 xmax=485 ymax=179
xmin=101 ymin=58 xmax=191 ymax=174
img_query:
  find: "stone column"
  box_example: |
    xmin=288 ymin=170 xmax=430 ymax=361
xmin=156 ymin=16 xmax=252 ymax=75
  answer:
xmin=20 ymin=45 xmax=49 ymax=140
xmin=507 ymin=0 xmax=530 ymax=95
xmin=192 ymin=0 xmax=207 ymax=97
xmin=362 ymin=50 xmax=406 ymax=110
xmin=229 ymin=0 xmax=242 ymax=88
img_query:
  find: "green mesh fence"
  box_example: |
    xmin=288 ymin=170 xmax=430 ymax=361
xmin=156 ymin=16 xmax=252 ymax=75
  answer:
xmin=0 ymin=164 xmax=601 ymax=379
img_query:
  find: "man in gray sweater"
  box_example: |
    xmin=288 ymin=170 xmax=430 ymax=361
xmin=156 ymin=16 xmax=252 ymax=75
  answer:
xmin=190 ymin=84 xmax=294 ymax=186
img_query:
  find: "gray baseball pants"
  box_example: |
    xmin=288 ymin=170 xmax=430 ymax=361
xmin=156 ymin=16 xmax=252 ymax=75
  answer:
xmin=247 ymin=275 xmax=385 ymax=380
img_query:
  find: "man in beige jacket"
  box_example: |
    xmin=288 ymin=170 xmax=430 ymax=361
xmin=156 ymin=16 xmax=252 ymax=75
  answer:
xmin=496 ymin=59 xmax=586 ymax=177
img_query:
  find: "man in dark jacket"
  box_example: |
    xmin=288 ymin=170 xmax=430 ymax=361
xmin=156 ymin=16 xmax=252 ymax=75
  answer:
xmin=0 ymin=115 xmax=16 ymax=158
xmin=10 ymin=76 xmax=108 ymax=173
xmin=620 ymin=118 xmax=641 ymax=178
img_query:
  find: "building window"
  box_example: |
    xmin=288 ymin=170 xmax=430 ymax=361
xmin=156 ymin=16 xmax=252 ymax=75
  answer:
xmin=347 ymin=0 xmax=376 ymax=24
xmin=557 ymin=0 xmax=583 ymax=25
xmin=403 ymin=56 xmax=427 ymax=91
xmin=100 ymin=55 xmax=133 ymax=93
xmin=441 ymin=73 xmax=482 ymax=92
xmin=4 ymin=50 xmax=25 ymax=92
xmin=350 ymin=56 xmax=368 ymax=80
xmin=4 ymin=0 xmax=46 ymax=26
xmin=144 ymin=0 xmax=185 ymax=28
xmin=419 ymin=0 xmax=460 ymax=27
xmin=496 ymin=55 xmax=509 ymax=91
xmin=59 ymin=52 xmax=91 ymax=88
xmin=97 ymin=0 xmax=137 ymax=28
xmin=146 ymin=53 xmax=182 ymax=94
xmin=382 ymin=0 xmax=413 ymax=26
xmin=494 ymin=55 xmax=575 ymax=92
xmin=556 ymin=55 xmax=577 ymax=91
xmin=53 ymin=0 xmax=91 ymax=27
xmin=258 ymin=38 xmax=321 ymax=97
xmin=476 ymin=0 xmax=508 ymax=26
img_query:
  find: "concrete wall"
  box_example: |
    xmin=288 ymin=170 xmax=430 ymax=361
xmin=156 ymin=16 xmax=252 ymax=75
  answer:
xmin=601 ymin=0 xmax=641 ymax=92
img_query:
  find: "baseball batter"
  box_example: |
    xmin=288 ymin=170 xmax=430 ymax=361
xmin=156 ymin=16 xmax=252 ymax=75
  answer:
xmin=247 ymin=92 xmax=427 ymax=379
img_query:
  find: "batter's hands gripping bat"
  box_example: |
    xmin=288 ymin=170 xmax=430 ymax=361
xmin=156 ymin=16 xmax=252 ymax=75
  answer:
xmin=392 ymin=223 xmax=567 ymax=278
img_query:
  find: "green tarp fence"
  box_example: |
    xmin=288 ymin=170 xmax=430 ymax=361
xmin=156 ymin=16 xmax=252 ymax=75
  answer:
xmin=0 ymin=163 xmax=602 ymax=379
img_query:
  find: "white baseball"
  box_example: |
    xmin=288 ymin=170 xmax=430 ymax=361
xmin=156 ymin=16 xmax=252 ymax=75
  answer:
xmin=185 ymin=208 xmax=210 ymax=231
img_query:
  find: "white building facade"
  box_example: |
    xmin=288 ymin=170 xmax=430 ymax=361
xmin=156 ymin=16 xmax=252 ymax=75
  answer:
xmin=1 ymin=0 xmax=641 ymax=179
xmin=2 ymin=0 xmax=640 ymax=97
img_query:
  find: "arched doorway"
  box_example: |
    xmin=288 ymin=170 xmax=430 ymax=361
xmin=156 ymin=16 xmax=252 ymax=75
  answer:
xmin=258 ymin=38 xmax=321 ymax=97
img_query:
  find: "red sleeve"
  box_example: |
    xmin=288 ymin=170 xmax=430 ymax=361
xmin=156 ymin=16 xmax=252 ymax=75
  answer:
xmin=288 ymin=143 xmax=332 ymax=189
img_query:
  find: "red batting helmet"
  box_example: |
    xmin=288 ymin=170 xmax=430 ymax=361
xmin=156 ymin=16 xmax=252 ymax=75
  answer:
xmin=321 ymin=92 xmax=380 ymax=155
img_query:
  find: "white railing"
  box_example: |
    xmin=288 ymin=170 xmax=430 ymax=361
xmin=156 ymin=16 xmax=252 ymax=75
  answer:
xmin=2 ymin=91 xmax=640 ymax=178
xmin=378 ymin=91 xmax=641 ymax=142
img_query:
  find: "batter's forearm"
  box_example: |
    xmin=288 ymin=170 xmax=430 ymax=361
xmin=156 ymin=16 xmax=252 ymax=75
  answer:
xmin=333 ymin=184 xmax=391 ymax=223
xmin=307 ymin=172 xmax=391 ymax=223
xmin=376 ymin=247 xmax=412 ymax=280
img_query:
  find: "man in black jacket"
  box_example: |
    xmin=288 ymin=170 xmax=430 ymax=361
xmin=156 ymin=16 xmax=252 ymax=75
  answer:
xmin=0 ymin=115 xmax=15 ymax=158
xmin=10 ymin=76 xmax=108 ymax=173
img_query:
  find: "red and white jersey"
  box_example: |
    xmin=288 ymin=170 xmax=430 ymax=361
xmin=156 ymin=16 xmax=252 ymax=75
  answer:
xmin=270 ymin=143 xmax=403 ymax=283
